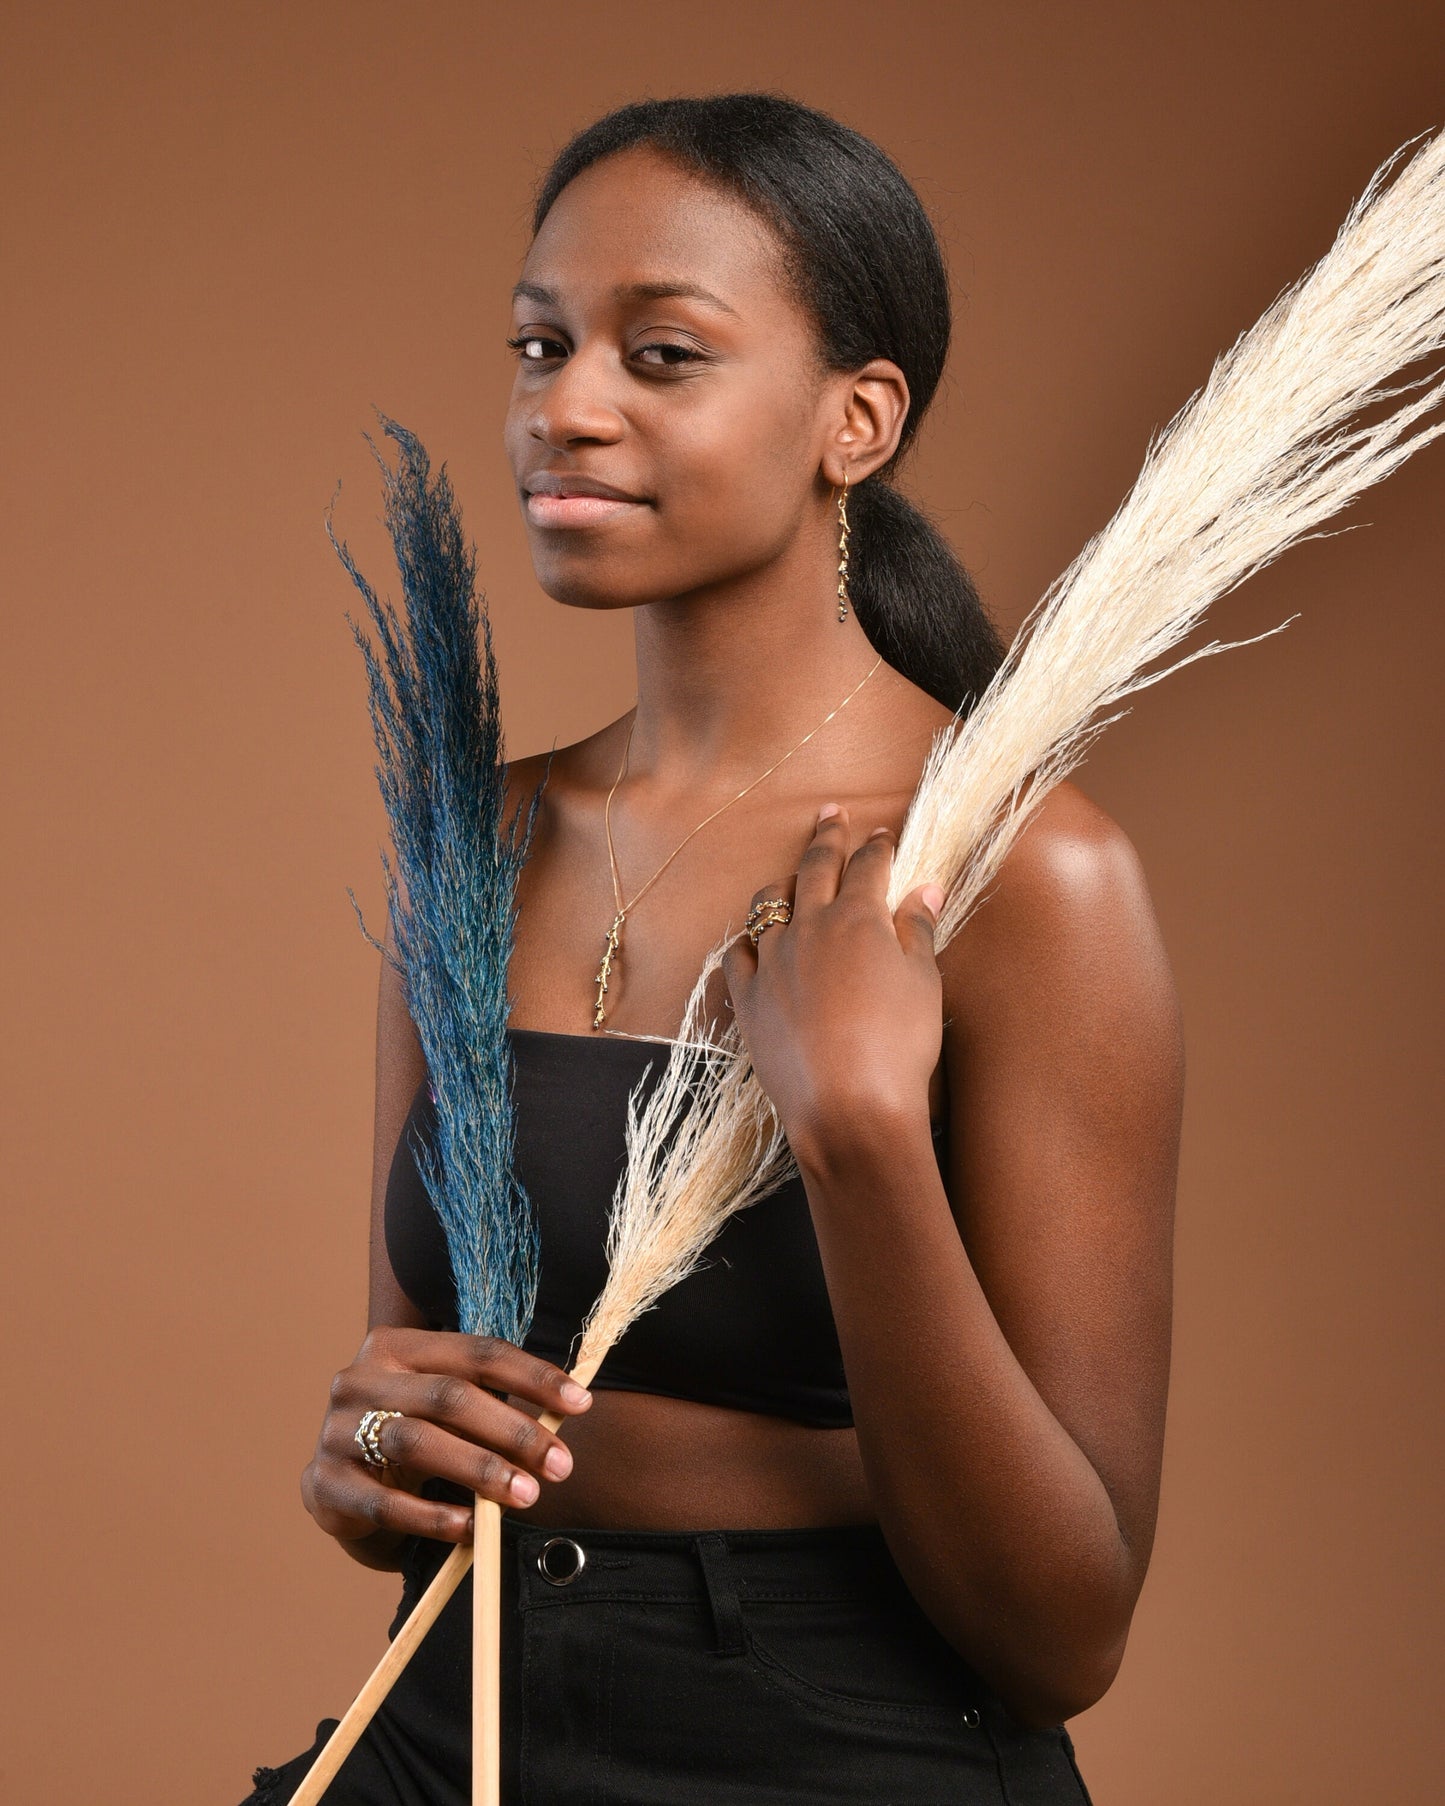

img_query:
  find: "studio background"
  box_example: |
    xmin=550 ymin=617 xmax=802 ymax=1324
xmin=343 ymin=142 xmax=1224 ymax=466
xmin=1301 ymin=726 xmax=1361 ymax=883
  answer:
xmin=3 ymin=4 xmax=1441 ymax=1801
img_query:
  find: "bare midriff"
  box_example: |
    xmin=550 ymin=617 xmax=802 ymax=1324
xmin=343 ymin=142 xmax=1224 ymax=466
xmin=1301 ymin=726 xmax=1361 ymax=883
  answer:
xmin=512 ymin=1388 xmax=876 ymax=1530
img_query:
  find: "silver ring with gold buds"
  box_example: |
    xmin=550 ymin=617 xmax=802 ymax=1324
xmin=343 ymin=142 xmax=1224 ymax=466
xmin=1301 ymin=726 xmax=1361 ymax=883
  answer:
xmin=355 ymin=1408 xmax=403 ymax=1471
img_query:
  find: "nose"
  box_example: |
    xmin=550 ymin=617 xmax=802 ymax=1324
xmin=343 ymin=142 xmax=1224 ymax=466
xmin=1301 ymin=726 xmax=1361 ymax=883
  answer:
xmin=525 ymin=345 xmax=625 ymax=450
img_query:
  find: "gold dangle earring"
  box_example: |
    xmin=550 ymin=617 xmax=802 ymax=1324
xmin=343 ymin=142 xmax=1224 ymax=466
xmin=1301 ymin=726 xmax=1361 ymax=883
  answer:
xmin=835 ymin=469 xmax=851 ymax=623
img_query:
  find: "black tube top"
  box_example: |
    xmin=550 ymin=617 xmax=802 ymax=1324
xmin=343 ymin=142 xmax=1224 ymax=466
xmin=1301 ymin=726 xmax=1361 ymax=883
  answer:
xmin=384 ymin=1026 xmax=949 ymax=1429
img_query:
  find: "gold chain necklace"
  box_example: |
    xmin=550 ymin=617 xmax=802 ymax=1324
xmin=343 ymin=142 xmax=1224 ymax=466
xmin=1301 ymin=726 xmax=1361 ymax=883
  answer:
xmin=592 ymin=653 xmax=883 ymax=1028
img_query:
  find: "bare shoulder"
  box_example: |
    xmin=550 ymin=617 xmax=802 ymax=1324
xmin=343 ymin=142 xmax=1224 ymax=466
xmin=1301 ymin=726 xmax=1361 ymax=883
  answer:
xmin=963 ymin=778 xmax=1151 ymax=929
xmin=501 ymin=748 xmax=556 ymax=819
xmin=938 ymin=778 xmax=1181 ymax=1050
xmin=502 ymin=718 xmax=627 ymax=822
xmin=503 ymin=748 xmax=560 ymax=787
xmin=499 ymin=746 xmax=576 ymax=858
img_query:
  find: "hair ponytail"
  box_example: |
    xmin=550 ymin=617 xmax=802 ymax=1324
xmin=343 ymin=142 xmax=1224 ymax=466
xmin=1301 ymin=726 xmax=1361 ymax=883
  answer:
xmin=532 ymin=92 xmax=1008 ymax=717
xmin=848 ymin=476 xmax=1002 ymax=713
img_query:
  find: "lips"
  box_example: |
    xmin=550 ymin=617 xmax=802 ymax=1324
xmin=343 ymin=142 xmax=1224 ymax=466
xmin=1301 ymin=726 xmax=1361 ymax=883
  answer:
xmin=523 ymin=471 xmax=648 ymax=529
xmin=525 ymin=471 xmax=644 ymax=501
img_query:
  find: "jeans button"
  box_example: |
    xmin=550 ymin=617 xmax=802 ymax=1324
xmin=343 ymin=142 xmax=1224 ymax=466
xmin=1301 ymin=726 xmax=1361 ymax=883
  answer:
xmin=537 ymin=1535 xmax=587 ymax=1586
xmin=962 ymin=1706 xmax=981 ymax=1727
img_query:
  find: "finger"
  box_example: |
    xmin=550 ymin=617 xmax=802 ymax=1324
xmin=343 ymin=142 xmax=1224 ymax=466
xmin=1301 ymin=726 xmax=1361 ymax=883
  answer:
xmin=720 ymin=931 xmax=755 ymax=1007
xmin=742 ymin=873 xmax=796 ymax=918
xmin=836 ymin=823 xmax=900 ymax=909
xmin=894 ymin=882 xmax=946 ymax=959
xmin=740 ymin=873 xmax=797 ymax=962
xmin=362 ymin=1412 xmax=547 ymax=1511
xmin=354 ymin=1327 xmax=593 ymax=1417
xmin=337 ymin=1370 xmax=576 ymax=1486
xmin=792 ymin=802 xmax=850 ymax=914
xmin=314 ymin=1461 xmax=477 ymax=1546
xmin=466 ymin=1336 xmax=594 ymax=1412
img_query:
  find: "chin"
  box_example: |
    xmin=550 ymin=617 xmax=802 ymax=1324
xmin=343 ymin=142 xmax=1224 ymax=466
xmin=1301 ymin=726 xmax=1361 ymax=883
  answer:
xmin=533 ymin=550 xmax=697 ymax=613
xmin=535 ymin=565 xmax=657 ymax=612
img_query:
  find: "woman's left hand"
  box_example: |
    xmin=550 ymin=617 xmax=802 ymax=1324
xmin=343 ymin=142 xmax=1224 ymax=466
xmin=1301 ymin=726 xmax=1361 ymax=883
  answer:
xmin=720 ymin=802 xmax=947 ymax=1162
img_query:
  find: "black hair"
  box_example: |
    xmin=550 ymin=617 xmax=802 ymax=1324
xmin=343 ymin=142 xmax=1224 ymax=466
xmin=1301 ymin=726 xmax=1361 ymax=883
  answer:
xmin=531 ymin=91 xmax=1007 ymax=716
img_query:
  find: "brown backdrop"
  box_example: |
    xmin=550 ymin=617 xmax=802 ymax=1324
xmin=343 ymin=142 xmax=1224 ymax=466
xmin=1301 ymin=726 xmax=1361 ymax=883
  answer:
xmin=3 ymin=3 xmax=1441 ymax=1800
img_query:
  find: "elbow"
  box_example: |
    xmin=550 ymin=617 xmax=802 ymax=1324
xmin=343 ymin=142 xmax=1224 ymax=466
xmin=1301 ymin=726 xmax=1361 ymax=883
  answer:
xmin=993 ymin=1626 xmax=1131 ymax=1731
xmin=974 ymin=1561 xmax=1139 ymax=1730
xmin=919 ymin=1514 xmax=1147 ymax=1731
xmin=994 ymin=1528 xmax=1145 ymax=1727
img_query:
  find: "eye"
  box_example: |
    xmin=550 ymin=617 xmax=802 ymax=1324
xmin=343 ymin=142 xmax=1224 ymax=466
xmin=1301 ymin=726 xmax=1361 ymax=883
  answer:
xmin=506 ymin=334 xmax=564 ymax=362
xmin=634 ymin=341 xmax=706 ymax=367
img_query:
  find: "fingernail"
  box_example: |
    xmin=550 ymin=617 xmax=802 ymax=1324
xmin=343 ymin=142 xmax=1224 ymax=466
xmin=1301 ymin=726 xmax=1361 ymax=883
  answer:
xmin=921 ymin=884 xmax=945 ymax=919
xmin=544 ymin=1445 xmax=573 ymax=1479
xmin=561 ymin=1380 xmax=592 ymax=1406
xmin=511 ymin=1472 xmax=540 ymax=1504
xmin=818 ymin=803 xmax=841 ymax=823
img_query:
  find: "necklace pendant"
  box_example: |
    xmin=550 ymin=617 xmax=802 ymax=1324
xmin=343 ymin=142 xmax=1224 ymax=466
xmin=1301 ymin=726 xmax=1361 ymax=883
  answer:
xmin=593 ymin=911 xmax=625 ymax=1029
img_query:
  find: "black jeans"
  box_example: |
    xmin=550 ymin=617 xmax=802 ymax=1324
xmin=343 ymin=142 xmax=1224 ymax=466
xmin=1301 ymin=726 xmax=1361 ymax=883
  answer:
xmin=242 ymin=1515 xmax=1094 ymax=1804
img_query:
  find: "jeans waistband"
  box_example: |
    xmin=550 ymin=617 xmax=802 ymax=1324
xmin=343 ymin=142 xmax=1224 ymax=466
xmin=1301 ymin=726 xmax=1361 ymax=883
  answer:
xmin=501 ymin=1517 xmax=913 ymax=1656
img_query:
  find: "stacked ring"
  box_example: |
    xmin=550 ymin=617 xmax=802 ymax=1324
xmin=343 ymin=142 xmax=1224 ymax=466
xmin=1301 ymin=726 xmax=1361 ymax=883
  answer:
xmin=355 ymin=1408 xmax=403 ymax=1471
xmin=745 ymin=897 xmax=793 ymax=946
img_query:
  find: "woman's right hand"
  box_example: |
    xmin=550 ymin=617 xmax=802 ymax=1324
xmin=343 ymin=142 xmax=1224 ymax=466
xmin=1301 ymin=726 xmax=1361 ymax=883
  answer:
xmin=300 ymin=1326 xmax=594 ymax=1557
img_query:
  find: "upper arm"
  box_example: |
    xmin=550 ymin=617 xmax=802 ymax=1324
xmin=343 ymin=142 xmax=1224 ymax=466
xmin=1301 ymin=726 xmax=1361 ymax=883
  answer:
xmin=938 ymin=782 xmax=1184 ymax=1573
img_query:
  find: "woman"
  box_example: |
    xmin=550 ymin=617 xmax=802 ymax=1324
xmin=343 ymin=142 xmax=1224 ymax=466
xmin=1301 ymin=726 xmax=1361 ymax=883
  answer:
xmin=246 ymin=92 xmax=1180 ymax=1804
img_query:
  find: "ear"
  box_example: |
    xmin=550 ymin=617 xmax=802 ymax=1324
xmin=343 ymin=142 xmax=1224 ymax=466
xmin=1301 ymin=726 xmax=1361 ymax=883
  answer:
xmin=821 ymin=357 xmax=911 ymax=487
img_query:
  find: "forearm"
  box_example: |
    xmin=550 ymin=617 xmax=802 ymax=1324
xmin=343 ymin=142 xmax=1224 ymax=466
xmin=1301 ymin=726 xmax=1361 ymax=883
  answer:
xmin=794 ymin=1107 xmax=1136 ymax=1726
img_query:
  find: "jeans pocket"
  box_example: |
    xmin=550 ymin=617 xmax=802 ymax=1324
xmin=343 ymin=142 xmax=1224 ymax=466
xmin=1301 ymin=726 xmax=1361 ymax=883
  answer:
xmin=740 ymin=1593 xmax=990 ymax=1724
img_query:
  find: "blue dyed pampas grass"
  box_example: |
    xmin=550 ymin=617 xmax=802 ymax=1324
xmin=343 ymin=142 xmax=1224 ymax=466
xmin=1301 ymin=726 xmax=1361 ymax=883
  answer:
xmin=325 ymin=411 xmax=546 ymax=1344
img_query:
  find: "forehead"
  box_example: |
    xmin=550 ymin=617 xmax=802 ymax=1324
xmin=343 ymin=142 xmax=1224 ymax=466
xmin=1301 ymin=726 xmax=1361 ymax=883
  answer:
xmin=517 ymin=145 xmax=799 ymax=325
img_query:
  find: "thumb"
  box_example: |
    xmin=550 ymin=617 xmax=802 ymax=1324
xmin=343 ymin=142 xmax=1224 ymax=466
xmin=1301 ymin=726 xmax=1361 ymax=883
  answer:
xmin=895 ymin=882 xmax=945 ymax=956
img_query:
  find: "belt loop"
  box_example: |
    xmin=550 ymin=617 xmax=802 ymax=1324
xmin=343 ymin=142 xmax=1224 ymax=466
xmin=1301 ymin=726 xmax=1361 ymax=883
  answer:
xmin=694 ymin=1533 xmax=746 ymax=1657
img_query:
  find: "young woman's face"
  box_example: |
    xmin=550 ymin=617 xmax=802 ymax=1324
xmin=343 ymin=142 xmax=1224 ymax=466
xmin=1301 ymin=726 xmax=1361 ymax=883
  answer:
xmin=503 ymin=145 xmax=837 ymax=611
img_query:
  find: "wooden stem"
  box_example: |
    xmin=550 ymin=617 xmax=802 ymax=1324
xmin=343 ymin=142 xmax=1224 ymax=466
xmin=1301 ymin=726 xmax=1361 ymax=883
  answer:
xmin=474 ymin=1496 xmax=502 ymax=1806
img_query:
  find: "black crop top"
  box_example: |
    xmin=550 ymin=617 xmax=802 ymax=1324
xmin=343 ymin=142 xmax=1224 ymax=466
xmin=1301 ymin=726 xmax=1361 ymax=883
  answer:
xmin=384 ymin=1026 xmax=949 ymax=1429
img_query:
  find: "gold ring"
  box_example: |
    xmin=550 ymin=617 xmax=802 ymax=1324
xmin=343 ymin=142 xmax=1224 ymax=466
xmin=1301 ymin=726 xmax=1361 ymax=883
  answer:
xmin=745 ymin=898 xmax=793 ymax=946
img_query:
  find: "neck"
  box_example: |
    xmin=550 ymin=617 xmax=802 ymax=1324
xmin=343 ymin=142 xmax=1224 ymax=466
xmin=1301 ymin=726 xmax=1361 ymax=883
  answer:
xmin=625 ymin=542 xmax=885 ymax=793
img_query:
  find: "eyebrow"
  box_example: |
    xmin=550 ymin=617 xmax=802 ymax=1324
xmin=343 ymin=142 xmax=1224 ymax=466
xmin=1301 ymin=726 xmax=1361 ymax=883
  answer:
xmin=511 ymin=279 xmax=739 ymax=317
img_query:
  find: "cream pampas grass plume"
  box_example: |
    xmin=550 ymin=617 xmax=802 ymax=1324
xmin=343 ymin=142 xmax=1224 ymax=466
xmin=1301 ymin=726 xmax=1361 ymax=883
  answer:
xmin=573 ymin=124 xmax=1445 ymax=1371
xmin=895 ymin=131 xmax=1445 ymax=952
xmin=568 ymin=1011 xmax=791 ymax=1386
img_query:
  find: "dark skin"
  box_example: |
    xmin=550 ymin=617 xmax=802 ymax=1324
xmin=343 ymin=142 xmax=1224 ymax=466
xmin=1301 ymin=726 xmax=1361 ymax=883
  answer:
xmin=301 ymin=145 xmax=1184 ymax=1729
